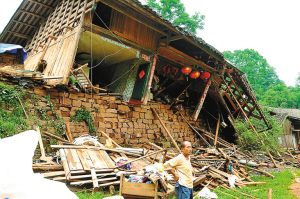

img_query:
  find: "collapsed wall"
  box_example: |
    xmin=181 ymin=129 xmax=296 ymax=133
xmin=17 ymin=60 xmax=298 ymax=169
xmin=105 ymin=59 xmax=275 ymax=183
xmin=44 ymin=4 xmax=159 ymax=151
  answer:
xmin=1 ymin=79 xmax=208 ymax=148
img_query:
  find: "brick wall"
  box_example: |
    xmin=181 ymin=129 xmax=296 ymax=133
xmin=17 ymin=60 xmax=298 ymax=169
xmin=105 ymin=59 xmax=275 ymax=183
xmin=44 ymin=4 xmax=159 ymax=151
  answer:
xmin=2 ymin=79 xmax=208 ymax=148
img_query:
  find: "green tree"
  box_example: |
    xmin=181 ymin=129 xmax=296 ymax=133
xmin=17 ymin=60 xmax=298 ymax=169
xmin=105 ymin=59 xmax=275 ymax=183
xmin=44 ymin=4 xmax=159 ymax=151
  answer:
xmin=223 ymin=49 xmax=281 ymax=101
xmin=146 ymin=0 xmax=205 ymax=33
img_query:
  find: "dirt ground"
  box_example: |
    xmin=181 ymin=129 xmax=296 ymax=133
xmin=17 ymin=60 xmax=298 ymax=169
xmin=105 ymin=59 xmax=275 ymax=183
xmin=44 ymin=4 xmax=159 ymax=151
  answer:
xmin=291 ymin=172 xmax=300 ymax=198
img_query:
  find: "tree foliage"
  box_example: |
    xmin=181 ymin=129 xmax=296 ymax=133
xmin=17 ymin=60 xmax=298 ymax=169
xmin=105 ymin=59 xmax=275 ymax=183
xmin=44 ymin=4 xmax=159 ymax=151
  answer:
xmin=223 ymin=49 xmax=300 ymax=109
xmin=146 ymin=0 xmax=205 ymax=33
xmin=235 ymin=108 xmax=283 ymax=155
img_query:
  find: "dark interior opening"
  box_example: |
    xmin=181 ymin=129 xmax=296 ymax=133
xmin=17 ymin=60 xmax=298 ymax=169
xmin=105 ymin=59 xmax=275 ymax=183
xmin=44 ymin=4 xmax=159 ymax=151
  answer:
xmin=93 ymin=2 xmax=112 ymax=29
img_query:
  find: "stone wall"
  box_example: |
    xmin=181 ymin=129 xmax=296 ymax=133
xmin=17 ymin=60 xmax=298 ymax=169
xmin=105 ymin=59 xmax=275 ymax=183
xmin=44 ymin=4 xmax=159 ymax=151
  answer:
xmin=2 ymin=79 xmax=208 ymax=148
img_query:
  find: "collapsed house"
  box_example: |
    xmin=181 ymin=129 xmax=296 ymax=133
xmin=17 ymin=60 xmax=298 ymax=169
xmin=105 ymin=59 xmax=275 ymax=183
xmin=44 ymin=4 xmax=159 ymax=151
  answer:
xmin=266 ymin=106 xmax=300 ymax=149
xmin=0 ymin=0 xmax=288 ymax=196
xmin=0 ymin=0 xmax=270 ymax=146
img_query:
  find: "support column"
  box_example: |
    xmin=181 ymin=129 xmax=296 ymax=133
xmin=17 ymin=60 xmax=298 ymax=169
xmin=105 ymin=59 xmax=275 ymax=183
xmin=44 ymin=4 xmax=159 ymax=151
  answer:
xmin=192 ymin=79 xmax=211 ymax=121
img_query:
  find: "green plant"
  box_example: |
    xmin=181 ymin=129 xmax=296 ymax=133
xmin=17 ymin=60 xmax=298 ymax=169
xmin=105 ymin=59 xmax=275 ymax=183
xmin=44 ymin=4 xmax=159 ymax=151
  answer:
xmin=71 ymin=106 xmax=97 ymax=135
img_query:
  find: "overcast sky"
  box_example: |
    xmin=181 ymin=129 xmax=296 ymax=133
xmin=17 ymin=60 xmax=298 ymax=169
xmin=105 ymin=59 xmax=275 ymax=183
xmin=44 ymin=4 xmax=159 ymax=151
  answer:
xmin=1 ymin=0 xmax=300 ymax=87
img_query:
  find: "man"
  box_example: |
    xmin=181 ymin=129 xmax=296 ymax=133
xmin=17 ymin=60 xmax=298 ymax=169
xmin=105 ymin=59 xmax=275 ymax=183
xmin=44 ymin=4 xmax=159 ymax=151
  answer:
xmin=163 ymin=141 xmax=193 ymax=199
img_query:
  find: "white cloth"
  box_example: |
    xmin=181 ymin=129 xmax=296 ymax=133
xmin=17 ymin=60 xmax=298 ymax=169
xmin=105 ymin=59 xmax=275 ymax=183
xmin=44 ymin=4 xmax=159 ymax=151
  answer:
xmin=0 ymin=130 xmax=78 ymax=199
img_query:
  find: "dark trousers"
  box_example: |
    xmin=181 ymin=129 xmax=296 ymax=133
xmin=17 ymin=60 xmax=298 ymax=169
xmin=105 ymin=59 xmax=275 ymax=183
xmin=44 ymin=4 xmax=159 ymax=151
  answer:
xmin=174 ymin=182 xmax=193 ymax=199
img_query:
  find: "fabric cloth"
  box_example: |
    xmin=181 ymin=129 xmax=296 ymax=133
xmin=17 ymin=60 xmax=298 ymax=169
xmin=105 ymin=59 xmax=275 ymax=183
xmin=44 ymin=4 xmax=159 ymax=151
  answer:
xmin=163 ymin=154 xmax=193 ymax=188
xmin=174 ymin=182 xmax=193 ymax=199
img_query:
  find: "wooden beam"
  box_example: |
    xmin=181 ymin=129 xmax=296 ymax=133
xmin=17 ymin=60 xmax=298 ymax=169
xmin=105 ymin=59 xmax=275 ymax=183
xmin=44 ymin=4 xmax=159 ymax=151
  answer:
xmin=27 ymin=0 xmax=53 ymax=9
xmin=214 ymin=118 xmax=220 ymax=147
xmin=192 ymin=79 xmax=211 ymax=121
xmin=142 ymin=54 xmax=158 ymax=105
xmin=19 ymin=10 xmax=45 ymax=18
xmin=223 ymin=79 xmax=278 ymax=168
xmin=7 ymin=31 xmax=30 ymax=39
xmin=98 ymin=0 xmax=168 ymax=36
xmin=151 ymin=108 xmax=181 ymax=152
xmin=159 ymin=35 xmax=184 ymax=44
xmin=12 ymin=20 xmax=37 ymax=29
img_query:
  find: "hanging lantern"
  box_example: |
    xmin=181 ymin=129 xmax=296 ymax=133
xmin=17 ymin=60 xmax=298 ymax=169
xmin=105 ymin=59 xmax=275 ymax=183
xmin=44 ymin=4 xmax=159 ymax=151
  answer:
xmin=190 ymin=71 xmax=200 ymax=79
xmin=181 ymin=66 xmax=192 ymax=75
xmin=200 ymin=71 xmax=210 ymax=80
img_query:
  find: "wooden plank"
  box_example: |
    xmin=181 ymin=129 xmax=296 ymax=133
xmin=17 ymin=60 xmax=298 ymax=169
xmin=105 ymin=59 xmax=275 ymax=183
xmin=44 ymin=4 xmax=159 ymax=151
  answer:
xmin=214 ymin=118 xmax=220 ymax=147
xmin=64 ymin=149 xmax=77 ymax=171
xmin=59 ymin=149 xmax=71 ymax=180
xmin=192 ymin=79 xmax=211 ymax=121
xmin=70 ymin=149 xmax=83 ymax=170
xmin=91 ymin=168 xmax=99 ymax=189
xmin=76 ymin=149 xmax=91 ymax=170
xmin=87 ymin=149 xmax=107 ymax=169
xmin=70 ymin=177 xmax=117 ymax=185
xmin=193 ymin=175 xmax=206 ymax=187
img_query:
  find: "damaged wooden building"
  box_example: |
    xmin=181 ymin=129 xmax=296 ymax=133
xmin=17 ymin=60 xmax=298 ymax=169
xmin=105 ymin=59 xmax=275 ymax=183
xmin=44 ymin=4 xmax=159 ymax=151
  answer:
xmin=0 ymin=0 xmax=271 ymax=147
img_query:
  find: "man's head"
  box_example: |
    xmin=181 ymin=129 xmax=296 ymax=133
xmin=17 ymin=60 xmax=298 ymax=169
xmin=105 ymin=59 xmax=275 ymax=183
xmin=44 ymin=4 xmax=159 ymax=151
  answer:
xmin=181 ymin=141 xmax=192 ymax=156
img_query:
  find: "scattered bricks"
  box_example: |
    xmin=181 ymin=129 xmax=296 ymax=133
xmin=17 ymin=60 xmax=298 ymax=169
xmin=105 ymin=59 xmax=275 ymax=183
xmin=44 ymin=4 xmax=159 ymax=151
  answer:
xmin=121 ymin=128 xmax=128 ymax=133
xmin=94 ymin=122 xmax=99 ymax=127
xmin=115 ymin=133 xmax=122 ymax=139
xmin=145 ymin=124 xmax=150 ymax=129
xmin=137 ymin=119 xmax=143 ymax=123
xmin=61 ymin=111 xmax=70 ymax=117
xmin=34 ymin=88 xmax=46 ymax=96
xmin=131 ymin=134 xmax=137 ymax=139
xmin=105 ymin=123 xmax=112 ymax=128
xmin=116 ymin=138 xmax=124 ymax=144
xmin=142 ymin=134 xmax=148 ymax=138
xmin=126 ymin=111 xmax=133 ymax=118
xmin=56 ymin=110 xmax=62 ymax=116
xmin=128 ymin=122 xmax=133 ymax=127
xmin=106 ymin=109 xmax=118 ymax=113
xmin=73 ymin=100 xmax=82 ymax=107
xmin=145 ymin=111 xmax=154 ymax=119
xmin=136 ymin=133 xmax=142 ymax=138
xmin=96 ymin=99 xmax=102 ymax=104
xmin=133 ymin=122 xmax=139 ymax=128
xmin=97 ymin=127 xmax=105 ymax=132
xmin=132 ymin=111 xmax=140 ymax=118
xmin=46 ymin=111 xmax=53 ymax=116
xmin=82 ymin=102 xmax=91 ymax=108
xmin=93 ymin=103 xmax=100 ymax=108
xmin=77 ymin=93 xmax=85 ymax=97
xmin=128 ymin=128 xmax=134 ymax=134
xmin=155 ymin=138 xmax=161 ymax=142
xmin=88 ymin=99 xmax=96 ymax=103
xmin=115 ymin=128 xmax=121 ymax=133
xmin=105 ymin=113 xmax=117 ymax=118
xmin=123 ymin=123 xmax=129 ymax=128
xmin=50 ymin=91 xmax=59 ymax=97
xmin=99 ymin=137 xmax=106 ymax=143
xmin=111 ymin=123 xmax=118 ymax=129
xmin=59 ymin=107 xmax=70 ymax=112
xmin=118 ymin=114 xmax=126 ymax=119
xmin=133 ymin=107 xmax=142 ymax=112
xmin=95 ymin=117 xmax=104 ymax=122
xmin=69 ymin=93 xmax=78 ymax=99
xmin=106 ymin=129 xmax=114 ymax=133
xmin=75 ymin=125 xmax=84 ymax=132
xmin=115 ymin=100 xmax=122 ymax=104
xmin=109 ymin=103 xmax=118 ymax=109
xmin=118 ymin=105 xmax=130 ymax=112
xmin=129 ymin=139 xmax=138 ymax=144
xmin=148 ymin=134 xmax=156 ymax=139
xmin=38 ymin=102 xmax=47 ymax=107
xmin=139 ymin=138 xmax=148 ymax=143
xmin=139 ymin=123 xmax=146 ymax=129
xmin=140 ymin=112 xmax=145 ymax=118
xmin=150 ymin=124 xmax=158 ymax=129
xmin=141 ymin=105 xmax=150 ymax=110
xmin=147 ymin=129 xmax=155 ymax=134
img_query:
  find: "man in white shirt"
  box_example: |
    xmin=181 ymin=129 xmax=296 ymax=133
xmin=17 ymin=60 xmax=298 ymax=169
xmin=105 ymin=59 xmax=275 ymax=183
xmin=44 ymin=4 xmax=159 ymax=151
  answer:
xmin=163 ymin=141 xmax=193 ymax=199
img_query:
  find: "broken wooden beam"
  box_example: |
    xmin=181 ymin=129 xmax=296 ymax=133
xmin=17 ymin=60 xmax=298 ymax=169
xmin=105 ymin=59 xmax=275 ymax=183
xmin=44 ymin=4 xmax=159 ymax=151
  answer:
xmin=42 ymin=131 xmax=71 ymax=143
xmin=151 ymin=108 xmax=181 ymax=152
xmin=192 ymin=79 xmax=211 ymax=121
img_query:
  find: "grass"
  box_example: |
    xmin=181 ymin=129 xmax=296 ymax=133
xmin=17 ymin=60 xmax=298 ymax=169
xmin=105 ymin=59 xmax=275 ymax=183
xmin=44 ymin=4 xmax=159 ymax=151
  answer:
xmin=76 ymin=169 xmax=297 ymax=199
xmin=206 ymin=169 xmax=297 ymax=199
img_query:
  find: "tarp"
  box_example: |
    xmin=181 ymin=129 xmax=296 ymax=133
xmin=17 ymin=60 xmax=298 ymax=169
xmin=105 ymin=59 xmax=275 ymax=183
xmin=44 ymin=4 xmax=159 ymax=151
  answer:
xmin=0 ymin=130 xmax=78 ymax=199
xmin=0 ymin=43 xmax=27 ymax=64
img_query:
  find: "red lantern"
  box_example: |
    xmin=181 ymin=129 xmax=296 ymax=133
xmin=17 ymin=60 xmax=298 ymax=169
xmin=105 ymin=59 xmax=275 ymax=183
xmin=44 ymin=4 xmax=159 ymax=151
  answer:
xmin=190 ymin=71 xmax=200 ymax=79
xmin=181 ymin=66 xmax=192 ymax=75
xmin=200 ymin=71 xmax=210 ymax=80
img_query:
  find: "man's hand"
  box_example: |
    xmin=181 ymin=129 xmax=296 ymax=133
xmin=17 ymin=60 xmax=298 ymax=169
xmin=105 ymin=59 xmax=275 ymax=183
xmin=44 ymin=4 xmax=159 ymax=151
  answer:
xmin=169 ymin=168 xmax=179 ymax=182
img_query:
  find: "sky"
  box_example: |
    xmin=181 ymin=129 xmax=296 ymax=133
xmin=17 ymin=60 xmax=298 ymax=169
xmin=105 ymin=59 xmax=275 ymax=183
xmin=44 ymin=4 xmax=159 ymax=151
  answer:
xmin=1 ymin=0 xmax=300 ymax=87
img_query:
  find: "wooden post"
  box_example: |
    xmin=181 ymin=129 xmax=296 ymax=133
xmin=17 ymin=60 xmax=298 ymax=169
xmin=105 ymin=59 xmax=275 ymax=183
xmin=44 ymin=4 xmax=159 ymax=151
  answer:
xmin=36 ymin=126 xmax=46 ymax=158
xmin=268 ymin=188 xmax=272 ymax=199
xmin=224 ymin=80 xmax=278 ymax=168
xmin=65 ymin=123 xmax=73 ymax=142
xmin=214 ymin=117 xmax=220 ymax=147
xmin=151 ymin=108 xmax=181 ymax=152
xmin=192 ymin=79 xmax=211 ymax=121
xmin=42 ymin=131 xmax=71 ymax=143
xmin=101 ymin=131 xmax=122 ymax=148
xmin=142 ymin=54 xmax=157 ymax=105
xmin=17 ymin=96 xmax=28 ymax=119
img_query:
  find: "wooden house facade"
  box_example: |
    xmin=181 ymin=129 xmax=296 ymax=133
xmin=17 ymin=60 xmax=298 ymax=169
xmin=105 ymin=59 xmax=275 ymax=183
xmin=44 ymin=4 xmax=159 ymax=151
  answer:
xmin=0 ymin=0 xmax=271 ymax=145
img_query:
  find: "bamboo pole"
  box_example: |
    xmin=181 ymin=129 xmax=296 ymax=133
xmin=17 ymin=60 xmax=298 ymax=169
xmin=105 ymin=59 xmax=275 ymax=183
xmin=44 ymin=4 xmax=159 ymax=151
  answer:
xmin=42 ymin=131 xmax=71 ymax=143
xmin=268 ymin=188 xmax=272 ymax=199
xmin=214 ymin=117 xmax=220 ymax=147
xmin=192 ymin=79 xmax=211 ymax=121
xmin=17 ymin=96 xmax=28 ymax=119
xmin=151 ymin=108 xmax=181 ymax=152
xmin=101 ymin=131 xmax=121 ymax=148
xmin=65 ymin=123 xmax=73 ymax=142
xmin=220 ymin=185 xmax=257 ymax=199
xmin=223 ymin=80 xmax=278 ymax=168
xmin=115 ymin=149 xmax=166 ymax=168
